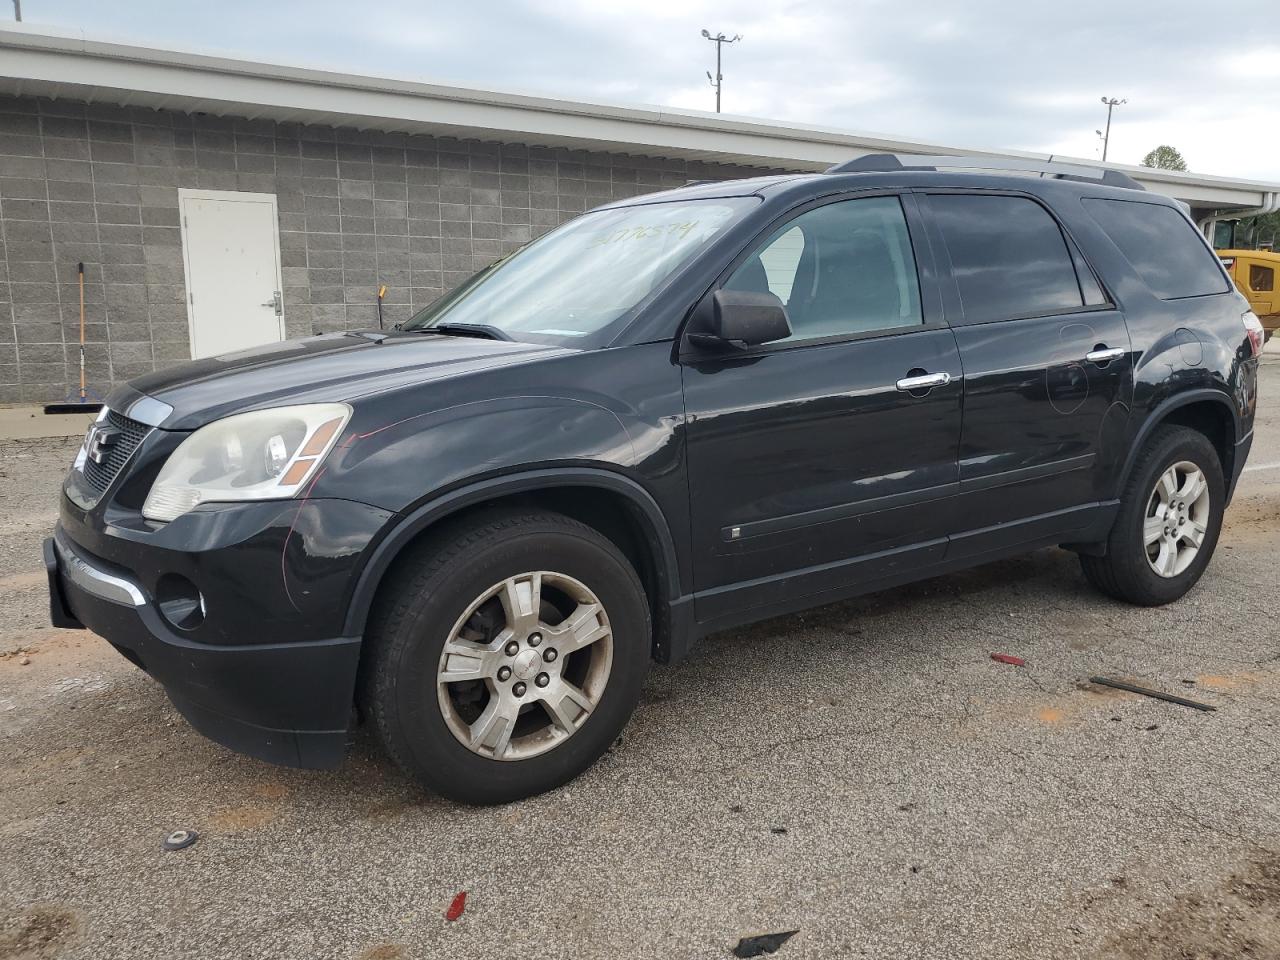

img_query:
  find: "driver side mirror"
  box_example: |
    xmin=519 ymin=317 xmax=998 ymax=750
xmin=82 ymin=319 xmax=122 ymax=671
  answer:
xmin=690 ymin=289 xmax=793 ymax=350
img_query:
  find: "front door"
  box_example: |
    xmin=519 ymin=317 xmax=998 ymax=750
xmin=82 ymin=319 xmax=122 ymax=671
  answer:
xmin=681 ymin=193 xmax=963 ymax=627
xmin=920 ymin=191 xmax=1134 ymax=556
xmin=178 ymin=189 xmax=285 ymax=359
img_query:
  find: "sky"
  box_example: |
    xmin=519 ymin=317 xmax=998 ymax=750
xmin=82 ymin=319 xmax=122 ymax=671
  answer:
xmin=11 ymin=0 xmax=1280 ymax=181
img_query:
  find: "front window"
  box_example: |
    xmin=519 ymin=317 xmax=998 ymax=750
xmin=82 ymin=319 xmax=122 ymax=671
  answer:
xmin=723 ymin=196 xmax=923 ymax=341
xmin=404 ymin=198 xmax=755 ymax=345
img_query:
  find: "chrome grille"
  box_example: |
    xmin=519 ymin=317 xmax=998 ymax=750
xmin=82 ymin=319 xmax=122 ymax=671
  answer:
xmin=81 ymin=409 xmax=151 ymax=493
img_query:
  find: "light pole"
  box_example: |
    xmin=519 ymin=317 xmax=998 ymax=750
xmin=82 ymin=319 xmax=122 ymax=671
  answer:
xmin=701 ymin=29 xmax=741 ymax=113
xmin=12 ymin=0 xmax=21 ymax=21
xmin=1099 ymin=96 xmax=1127 ymax=161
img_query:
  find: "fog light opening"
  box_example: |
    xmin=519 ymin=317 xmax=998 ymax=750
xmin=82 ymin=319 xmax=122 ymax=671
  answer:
xmin=155 ymin=574 xmax=205 ymax=631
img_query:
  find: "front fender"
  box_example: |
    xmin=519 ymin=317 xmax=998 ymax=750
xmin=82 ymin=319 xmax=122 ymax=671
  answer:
xmin=318 ymin=396 xmax=638 ymax=510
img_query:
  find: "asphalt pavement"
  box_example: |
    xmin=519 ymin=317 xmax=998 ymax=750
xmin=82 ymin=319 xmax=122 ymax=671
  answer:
xmin=2 ymin=353 xmax=1279 ymax=960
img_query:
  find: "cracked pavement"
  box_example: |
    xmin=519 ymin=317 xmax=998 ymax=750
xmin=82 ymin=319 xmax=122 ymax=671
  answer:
xmin=2 ymin=351 xmax=1280 ymax=960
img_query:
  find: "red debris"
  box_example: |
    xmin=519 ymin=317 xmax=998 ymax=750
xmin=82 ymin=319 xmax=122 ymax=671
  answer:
xmin=445 ymin=892 xmax=467 ymax=921
xmin=990 ymin=653 xmax=1026 ymax=667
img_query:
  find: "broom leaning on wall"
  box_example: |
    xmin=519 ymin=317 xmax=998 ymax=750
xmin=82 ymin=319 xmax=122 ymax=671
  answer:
xmin=44 ymin=262 xmax=104 ymax=415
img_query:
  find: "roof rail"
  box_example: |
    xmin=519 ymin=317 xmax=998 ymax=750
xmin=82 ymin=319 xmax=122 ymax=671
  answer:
xmin=825 ymin=153 xmax=1146 ymax=191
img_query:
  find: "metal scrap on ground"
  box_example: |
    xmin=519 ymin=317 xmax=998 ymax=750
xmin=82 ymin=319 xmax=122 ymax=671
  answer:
xmin=1089 ymin=677 xmax=1217 ymax=712
xmin=731 ymin=930 xmax=798 ymax=957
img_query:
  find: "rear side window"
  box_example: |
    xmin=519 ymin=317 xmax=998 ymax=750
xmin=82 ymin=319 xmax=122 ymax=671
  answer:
xmin=930 ymin=194 xmax=1084 ymax=324
xmin=1082 ymin=198 xmax=1229 ymax=300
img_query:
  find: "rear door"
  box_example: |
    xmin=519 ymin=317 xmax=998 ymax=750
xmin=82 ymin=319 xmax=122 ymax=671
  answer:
xmin=920 ymin=191 xmax=1133 ymax=556
xmin=681 ymin=193 xmax=963 ymax=626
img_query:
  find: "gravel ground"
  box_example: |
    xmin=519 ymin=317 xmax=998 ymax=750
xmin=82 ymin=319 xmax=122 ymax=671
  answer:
xmin=2 ymin=355 xmax=1279 ymax=960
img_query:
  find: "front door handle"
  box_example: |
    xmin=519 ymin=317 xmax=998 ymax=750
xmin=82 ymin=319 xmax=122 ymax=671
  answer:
xmin=1085 ymin=346 xmax=1125 ymax=364
xmin=896 ymin=371 xmax=952 ymax=392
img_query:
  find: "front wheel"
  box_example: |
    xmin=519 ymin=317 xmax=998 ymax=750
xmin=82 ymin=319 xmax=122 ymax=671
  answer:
xmin=363 ymin=510 xmax=651 ymax=805
xmin=1081 ymin=425 xmax=1225 ymax=606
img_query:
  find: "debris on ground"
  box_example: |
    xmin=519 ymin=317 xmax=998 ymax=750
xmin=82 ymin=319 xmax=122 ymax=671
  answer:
xmin=1089 ymin=677 xmax=1217 ymax=712
xmin=990 ymin=653 xmax=1026 ymax=667
xmin=445 ymin=892 xmax=467 ymax=921
xmin=732 ymin=930 xmax=798 ymax=957
xmin=770 ymin=827 xmax=787 ymax=835
xmin=162 ymin=829 xmax=199 ymax=851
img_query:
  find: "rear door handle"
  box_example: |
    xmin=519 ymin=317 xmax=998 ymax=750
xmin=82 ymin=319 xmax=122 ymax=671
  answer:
xmin=896 ymin=371 xmax=952 ymax=392
xmin=1085 ymin=346 xmax=1125 ymax=364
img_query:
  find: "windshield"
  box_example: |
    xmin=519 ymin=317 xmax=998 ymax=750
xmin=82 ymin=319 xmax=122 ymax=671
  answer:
xmin=404 ymin=197 xmax=755 ymax=345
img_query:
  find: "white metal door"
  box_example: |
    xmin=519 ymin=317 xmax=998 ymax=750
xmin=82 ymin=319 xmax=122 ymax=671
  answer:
xmin=178 ymin=189 xmax=285 ymax=359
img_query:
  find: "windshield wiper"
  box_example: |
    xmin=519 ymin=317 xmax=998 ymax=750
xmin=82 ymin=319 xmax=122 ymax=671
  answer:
xmin=421 ymin=322 xmax=512 ymax=342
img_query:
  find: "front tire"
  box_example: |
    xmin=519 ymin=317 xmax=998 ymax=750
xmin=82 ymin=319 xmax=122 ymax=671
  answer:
xmin=1081 ymin=425 xmax=1225 ymax=606
xmin=363 ymin=510 xmax=650 ymax=805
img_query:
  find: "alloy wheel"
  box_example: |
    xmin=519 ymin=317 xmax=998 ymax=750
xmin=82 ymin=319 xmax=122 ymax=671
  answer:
xmin=1143 ymin=460 xmax=1211 ymax=578
xmin=436 ymin=571 xmax=613 ymax=761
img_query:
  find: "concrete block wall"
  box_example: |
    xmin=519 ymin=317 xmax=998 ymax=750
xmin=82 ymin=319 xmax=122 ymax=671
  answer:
xmin=0 ymin=93 xmax=789 ymax=403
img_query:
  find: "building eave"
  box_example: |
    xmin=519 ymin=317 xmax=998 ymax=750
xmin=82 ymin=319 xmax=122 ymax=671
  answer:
xmin=2 ymin=23 xmax=1277 ymax=211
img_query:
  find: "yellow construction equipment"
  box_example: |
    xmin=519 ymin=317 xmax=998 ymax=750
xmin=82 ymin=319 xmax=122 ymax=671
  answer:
xmin=1218 ymin=249 xmax=1279 ymax=340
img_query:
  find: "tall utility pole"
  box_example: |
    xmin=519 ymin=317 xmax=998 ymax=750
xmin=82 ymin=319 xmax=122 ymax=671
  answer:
xmin=1099 ymin=96 xmax=1127 ymax=161
xmin=12 ymin=0 xmax=21 ymax=21
xmin=701 ymin=29 xmax=741 ymax=113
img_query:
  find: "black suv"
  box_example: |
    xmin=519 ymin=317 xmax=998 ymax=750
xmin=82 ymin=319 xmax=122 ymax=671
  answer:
xmin=46 ymin=155 xmax=1263 ymax=804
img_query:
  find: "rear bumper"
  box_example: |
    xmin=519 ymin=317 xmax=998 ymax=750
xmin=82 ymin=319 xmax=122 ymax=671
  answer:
xmin=46 ymin=526 xmax=362 ymax=768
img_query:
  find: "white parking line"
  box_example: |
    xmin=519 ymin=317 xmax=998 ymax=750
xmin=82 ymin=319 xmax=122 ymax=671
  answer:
xmin=1243 ymin=461 xmax=1280 ymax=473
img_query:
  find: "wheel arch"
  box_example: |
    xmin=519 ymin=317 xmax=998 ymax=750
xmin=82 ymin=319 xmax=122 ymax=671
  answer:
xmin=1116 ymin=390 xmax=1239 ymax=500
xmin=344 ymin=468 xmax=691 ymax=663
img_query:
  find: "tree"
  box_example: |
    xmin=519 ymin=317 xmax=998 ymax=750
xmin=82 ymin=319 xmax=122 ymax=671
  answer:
xmin=1141 ymin=145 xmax=1188 ymax=171
xmin=1238 ymin=211 xmax=1280 ymax=249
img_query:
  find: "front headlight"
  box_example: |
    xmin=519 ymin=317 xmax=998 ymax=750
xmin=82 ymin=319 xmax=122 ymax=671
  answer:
xmin=142 ymin=403 xmax=351 ymax=522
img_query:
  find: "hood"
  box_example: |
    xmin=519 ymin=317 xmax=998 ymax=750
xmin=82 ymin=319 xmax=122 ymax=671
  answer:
xmin=109 ymin=332 xmax=575 ymax=431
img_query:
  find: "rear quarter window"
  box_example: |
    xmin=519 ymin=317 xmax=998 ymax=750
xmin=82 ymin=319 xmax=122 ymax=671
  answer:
xmin=1082 ymin=198 xmax=1229 ymax=300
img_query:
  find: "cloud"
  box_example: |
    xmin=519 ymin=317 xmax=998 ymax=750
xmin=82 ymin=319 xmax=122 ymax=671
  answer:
xmin=22 ymin=0 xmax=1280 ymax=180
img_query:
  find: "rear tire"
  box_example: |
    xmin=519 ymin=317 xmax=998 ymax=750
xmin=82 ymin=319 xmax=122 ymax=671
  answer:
xmin=362 ymin=509 xmax=650 ymax=805
xmin=1081 ymin=425 xmax=1224 ymax=606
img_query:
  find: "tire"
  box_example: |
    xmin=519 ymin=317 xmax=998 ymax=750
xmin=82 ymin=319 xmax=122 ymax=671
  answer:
xmin=1081 ymin=425 xmax=1225 ymax=606
xmin=362 ymin=509 xmax=650 ymax=805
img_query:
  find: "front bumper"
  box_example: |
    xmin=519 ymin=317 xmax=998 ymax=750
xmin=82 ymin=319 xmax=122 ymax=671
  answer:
xmin=46 ymin=493 xmax=391 ymax=768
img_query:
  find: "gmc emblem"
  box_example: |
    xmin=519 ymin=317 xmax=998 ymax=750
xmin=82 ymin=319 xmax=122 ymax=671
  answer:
xmin=84 ymin=422 xmax=121 ymax=465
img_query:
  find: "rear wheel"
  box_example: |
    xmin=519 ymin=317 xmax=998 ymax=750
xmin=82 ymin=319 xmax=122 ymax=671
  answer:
xmin=363 ymin=510 xmax=650 ymax=805
xmin=1081 ymin=425 xmax=1225 ymax=606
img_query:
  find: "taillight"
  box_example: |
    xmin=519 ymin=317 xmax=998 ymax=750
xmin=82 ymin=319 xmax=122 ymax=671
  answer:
xmin=1243 ymin=310 xmax=1265 ymax=357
